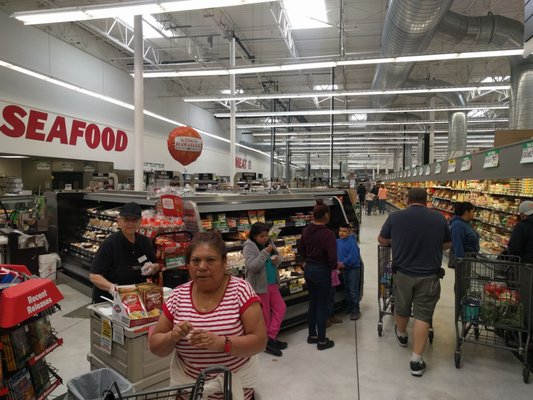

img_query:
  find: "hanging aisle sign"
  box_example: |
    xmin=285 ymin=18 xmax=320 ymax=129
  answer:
xmin=483 ymin=150 xmax=500 ymax=168
xmin=520 ymin=141 xmax=533 ymax=164
xmin=0 ymin=101 xmax=133 ymax=169
xmin=460 ymin=156 xmax=472 ymax=171
xmin=447 ymin=159 xmax=456 ymax=173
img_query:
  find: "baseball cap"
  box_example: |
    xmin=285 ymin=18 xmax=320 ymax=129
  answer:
xmin=119 ymin=202 xmax=142 ymax=219
xmin=518 ymin=201 xmax=533 ymax=216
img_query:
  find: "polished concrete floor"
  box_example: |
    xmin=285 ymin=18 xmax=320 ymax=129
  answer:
xmin=47 ymin=212 xmax=533 ymax=399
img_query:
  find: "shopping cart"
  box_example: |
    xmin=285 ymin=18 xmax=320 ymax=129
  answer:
xmin=376 ymin=245 xmax=434 ymax=342
xmin=84 ymin=365 xmax=233 ymax=400
xmin=454 ymin=254 xmax=532 ymax=383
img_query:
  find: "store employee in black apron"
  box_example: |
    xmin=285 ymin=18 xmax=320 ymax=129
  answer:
xmin=90 ymin=202 xmax=159 ymax=303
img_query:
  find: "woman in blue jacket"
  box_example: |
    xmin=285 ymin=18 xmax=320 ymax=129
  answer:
xmin=449 ymin=202 xmax=479 ymax=265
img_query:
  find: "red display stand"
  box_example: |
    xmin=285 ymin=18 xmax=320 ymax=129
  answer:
xmin=0 ymin=265 xmax=64 ymax=398
xmin=0 ymin=278 xmax=64 ymax=329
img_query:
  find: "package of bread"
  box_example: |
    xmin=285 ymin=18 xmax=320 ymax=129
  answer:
xmin=136 ymin=283 xmax=163 ymax=317
xmin=118 ymin=287 xmax=148 ymax=319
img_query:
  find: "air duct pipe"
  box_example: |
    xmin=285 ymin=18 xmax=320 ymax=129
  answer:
xmin=440 ymin=11 xmax=533 ymax=129
xmin=406 ymin=79 xmax=467 ymax=159
xmin=370 ymin=0 xmax=454 ymax=111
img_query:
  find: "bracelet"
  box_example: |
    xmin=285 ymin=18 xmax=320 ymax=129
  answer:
xmin=224 ymin=336 xmax=231 ymax=354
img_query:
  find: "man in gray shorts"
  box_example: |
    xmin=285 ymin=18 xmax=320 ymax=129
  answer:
xmin=378 ymin=188 xmax=451 ymax=377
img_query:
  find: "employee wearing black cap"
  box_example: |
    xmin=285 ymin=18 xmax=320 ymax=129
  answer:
xmin=90 ymin=202 xmax=159 ymax=303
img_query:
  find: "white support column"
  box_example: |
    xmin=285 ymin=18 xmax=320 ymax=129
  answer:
xmin=133 ymin=15 xmax=144 ymax=191
xmin=229 ymin=37 xmax=236 ymax=184
xmin=429 ymin=97 xmax=435 ymax=163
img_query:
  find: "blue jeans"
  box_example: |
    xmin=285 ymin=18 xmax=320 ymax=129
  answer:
xmin=343 ymin=268 xmax=361 ymax=314
xmin=366 ymin=200 xmax=374 ymax=215
xmin=327 ymin=285 xmax=336 ymax=318
xmin=379 ymin=199 xmax=386 ymax=214
xmin=304 ymin=262 xmax=331 ymax=342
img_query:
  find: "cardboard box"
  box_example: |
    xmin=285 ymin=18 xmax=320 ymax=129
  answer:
xmin=494 ymin=130 xmax=533 ymax=147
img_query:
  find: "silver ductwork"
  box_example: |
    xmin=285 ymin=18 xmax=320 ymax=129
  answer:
xmin=509 ymin=58 xmax=533 ymax=129
xmin=370 ymin=0 xmax=454 ymax=109
xmin=440 ymin=11 xmax=533 ymax=130
xmin=440 ymin=11 xmax=522 ymax=48
xmin=406 ymin=79 xmax=467 ymax=158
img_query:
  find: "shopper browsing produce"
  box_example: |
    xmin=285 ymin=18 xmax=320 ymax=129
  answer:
xmin=90 ymin=202 xmax=160 ymax=303
xmin=298 ymin=199 xmax=337 ymax=350
xmin=378 ymin=188 xmax=451 ymax=377
xmin=507 ymin=200 xmax=533 ymax=263
xmin=377 ymin=184 xmax=388 ymax=215
xmin=149 ymin=232 xmax=266 ymax=400
xmin=336 ymin=223 xmax=362 ymax=320
xmin=243 ymin=222 xmax=287 ymax=357
xmin=449 ymin=202 xmax=480 ymax=267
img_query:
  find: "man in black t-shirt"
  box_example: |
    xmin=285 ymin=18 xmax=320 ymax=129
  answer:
xmin=378 ymin=188 xmax=451 ymax=377
xmin=90 ymin=202 xmax=159 ymax=303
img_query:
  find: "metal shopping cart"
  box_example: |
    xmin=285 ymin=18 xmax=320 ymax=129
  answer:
xmin=454 ymin=254 xmax=532 ymax=383
xmin=377 ymin=245 xmax=434 ymax=342
xmin=72 ymin=366 xmax=233 ymax=400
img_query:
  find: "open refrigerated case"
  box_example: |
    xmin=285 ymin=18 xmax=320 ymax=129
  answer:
xmin=46 ymin=189 xmax=359 ymax=328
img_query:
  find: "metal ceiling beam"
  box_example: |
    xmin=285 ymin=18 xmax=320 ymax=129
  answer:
xmin=270 ymin=2 xmax=299 ymax=59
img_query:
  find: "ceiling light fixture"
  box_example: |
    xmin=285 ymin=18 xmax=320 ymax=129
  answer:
xmin=12 ymin=0 xmax=274 ymax=25
xmin=238 ymin=119 xmax=508 ymax=129
xmin=252 ymin=129 xmax=496 ymax=137
xmin=0 ymin=155 xmax=31 ymax=159
xmin=141 ymin=49 xmax=523 ymax=78
xmin=0 ymin=59 xmax=274 ymax=160
xmin=183 ymin=84 xmax=510 ymax=103
xmin=215 ymin=105 xmax=508 ymax=118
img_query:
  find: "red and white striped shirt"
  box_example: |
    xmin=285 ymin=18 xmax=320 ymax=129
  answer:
xmin=163 ymin=276 xmax=260 ymax=399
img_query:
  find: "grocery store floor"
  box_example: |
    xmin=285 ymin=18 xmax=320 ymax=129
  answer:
xmin=48 ymin=213 xmax=533 ymax=399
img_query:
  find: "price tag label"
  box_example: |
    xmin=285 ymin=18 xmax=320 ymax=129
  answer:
xmin=289 ymin=281 xmax=303 ymax=294
xmin=483 ymin=150 xmax=499 ymax=168
xmin=101 ymin=318 xmax=113 ymax=355
xmin=165 ymin=256 xmax=187 ymax=269
xmin=273 ymin=220 xmax=286 ymax=228
xmin=520 ymin=141 xmax=533 ymax=164
xmin=295 ymin=220 xmax=306 ymax=227
xmin=447 ymin=160 xmax=456 ymax=173
xmin=460 ymin=156 xmax=472 ymax=171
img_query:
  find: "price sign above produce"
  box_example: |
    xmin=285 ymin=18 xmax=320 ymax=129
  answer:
xmin=520 ymin=141 xmax=533 ymax=164
xmin=483 ymin=150 xmax=500 ymax=168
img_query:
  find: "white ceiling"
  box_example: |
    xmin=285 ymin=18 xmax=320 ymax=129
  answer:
xmin=0 ymin=0 xmax=525 ymax=171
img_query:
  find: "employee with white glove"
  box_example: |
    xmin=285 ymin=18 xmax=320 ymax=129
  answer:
xmin=90 ymin=202 xmax=159 ymax=303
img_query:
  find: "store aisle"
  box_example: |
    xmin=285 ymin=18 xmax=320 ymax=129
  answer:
xmin=47 ymin=212 xmax=533 ymax=399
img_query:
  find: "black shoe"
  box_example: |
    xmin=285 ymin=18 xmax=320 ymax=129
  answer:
xmin=275 ymin=339 xmax=288 ymax=349
xmin=410 ymin=360 xmax=426 ymax=377
xmin=317 ymin=338 xmax=335 ymax=350
xmin=307 ymin=336 xmax=318 ymax=344
xmin=265 ymin=339 xmax=282 ymax=356
xmin=394 ymin=325 xmax=408 ymax=347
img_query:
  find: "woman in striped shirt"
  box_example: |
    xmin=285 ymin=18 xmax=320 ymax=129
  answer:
xmin=149 ymin=232 xmax=267 ymax=400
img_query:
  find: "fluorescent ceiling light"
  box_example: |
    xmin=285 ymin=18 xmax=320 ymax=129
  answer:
xmin=221 ymin=89 xmax=244 ymax=95
xmin=283 ymin=0 xmax=329 ymax=30
xmin=184 ymin=84 xmax=510 ymax=103
xmin=237 ymin=119 xmax=508 ymax=129
xmin=118 ymin=15 xmax=174 ymax=39
xmin=143 ymin=49 xmax=523 ymax=79
xmin=314 ymin=84 xmax=339 ymax=91
xmin=215 ymin=105 xmax=508 ymax=118
xmin=0 ymin=155 xmax=30 ymax=159
xmin=0 ymin=59 xmax=274 ymax=160
xmin=12 ymin=0 xmax=273 ymax=25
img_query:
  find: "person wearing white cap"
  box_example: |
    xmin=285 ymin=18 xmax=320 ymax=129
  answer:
xmin=507 ymin=200 xmax=533 ymax=263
